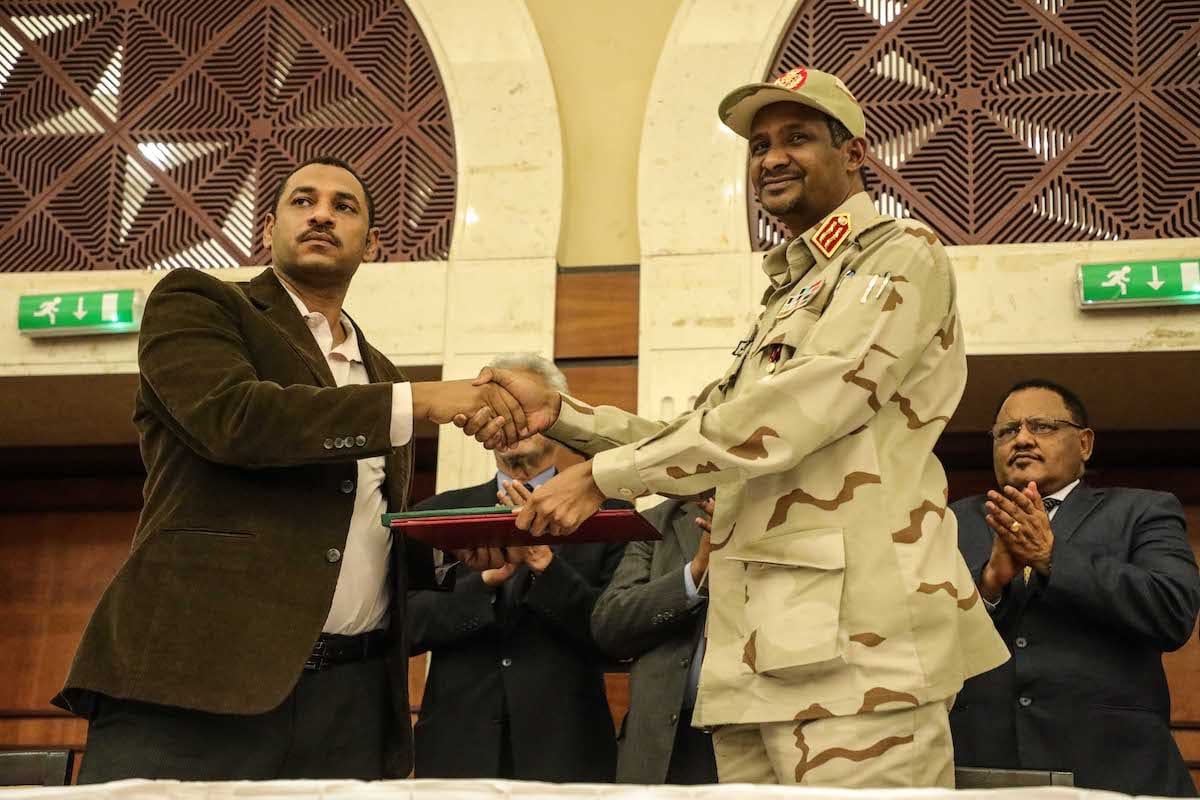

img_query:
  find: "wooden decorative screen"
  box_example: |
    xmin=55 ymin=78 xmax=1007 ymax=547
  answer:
xmin=0 ymin=1 xmax=455 ymax=270
xmin=751 ymin=0 xmax=1200 ymax=248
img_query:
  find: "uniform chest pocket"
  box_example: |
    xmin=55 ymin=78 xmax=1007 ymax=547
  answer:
xmin=751 ymin=310 xmax=820 ymax=378
xmin=726 ymin=527 xmax=845 ymax=677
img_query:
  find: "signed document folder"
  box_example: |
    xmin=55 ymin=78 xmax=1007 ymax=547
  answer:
xmin=383 ymin=506 xmax=662 ymax=548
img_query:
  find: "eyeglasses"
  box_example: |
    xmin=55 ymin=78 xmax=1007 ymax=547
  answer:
xmin=989 ymin=416 xmax=1086 ymax=443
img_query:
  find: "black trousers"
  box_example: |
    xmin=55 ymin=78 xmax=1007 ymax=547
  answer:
xmin=77 ymin=657 xmax=389 ymax=783
xmin=666 ymin=706 xmax=718 ymax=785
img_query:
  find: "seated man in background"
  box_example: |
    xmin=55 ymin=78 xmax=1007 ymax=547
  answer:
xmin=951 ymin=378 xmax=1200 ymax=796
xmin=406 ymin=354 xmax=625 ymax=782
xmin=592 ymin=496 xmax=718 ymax=785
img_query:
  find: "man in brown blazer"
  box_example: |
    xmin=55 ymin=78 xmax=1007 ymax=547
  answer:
xmin=56 ymin=156 xmax=527 ymax=783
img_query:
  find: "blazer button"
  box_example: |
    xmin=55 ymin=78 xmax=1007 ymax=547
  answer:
xmin=333 ymin=437 xmax=344 ymax=448
xmin=669 ymin=713 xmax=679 ymax=724
xmin=680 ymin=657 xmax=690 ymax=668
xmin=1015 ymin=636 xmax=1028 ymax=648
xmin=325 ymin=548 xmax=342 ymax=563
xmin=340 ymin=480 xmax=355 ymax=494
xmin=500 ymin=657 xmax=513 ymax=668
xmin=1018 ymin=696 xmax=1032 ymax=708
xmin=355 ymin=435 xmax=367 ymax=447
xmin=323 ymin=438 xmax=335 ymax=450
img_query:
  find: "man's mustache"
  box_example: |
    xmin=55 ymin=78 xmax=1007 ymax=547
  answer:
xmin=299 ymin=228 xmax=340 ymax=246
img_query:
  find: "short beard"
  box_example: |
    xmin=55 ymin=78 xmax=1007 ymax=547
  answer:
xmin=276 ymin=258 xmax=359 ymax=292
xmin=759 ymin=191 xmax=806 ymax=220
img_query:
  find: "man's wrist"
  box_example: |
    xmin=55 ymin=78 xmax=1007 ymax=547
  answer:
xmin=980 ymin=564 xmax=1006 ymax=602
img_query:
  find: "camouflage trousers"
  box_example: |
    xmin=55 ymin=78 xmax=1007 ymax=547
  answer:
xmin=710 ymin=698 xmax=954 ymax=788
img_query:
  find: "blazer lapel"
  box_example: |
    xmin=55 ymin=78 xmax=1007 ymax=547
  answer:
xmin=246 ymin=268 xmax=336 ymax=388
xmin=673 ymin=502 xmax=704 ymax=562
xmin=1048 ymin=482 xmax=1104 ymax=543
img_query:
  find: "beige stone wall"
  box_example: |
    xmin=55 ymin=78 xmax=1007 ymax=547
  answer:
xmin=525 ymin=0 xmax=682 ymax=268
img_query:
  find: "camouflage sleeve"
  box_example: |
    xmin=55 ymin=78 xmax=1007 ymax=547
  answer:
xmin=587 ymin=230 xmax=955 ymax=500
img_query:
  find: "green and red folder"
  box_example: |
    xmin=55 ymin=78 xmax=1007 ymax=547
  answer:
xmin=383 ymin=506 xmax=661 ymax=548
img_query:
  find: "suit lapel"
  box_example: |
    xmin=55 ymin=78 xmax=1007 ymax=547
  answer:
xmin=1049 ymin=483 xmax=1103 ymax=543
xmin=673 ymin=503 xmax=703 ymax=561
xmin=246 ymin=268 xmax=336 ymax=388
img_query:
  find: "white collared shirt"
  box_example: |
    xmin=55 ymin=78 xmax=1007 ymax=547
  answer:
xmin=1045 ymin=479 xmax=1080 ymax=518
xmin=279 ymin=277 xmax=414 ymax=635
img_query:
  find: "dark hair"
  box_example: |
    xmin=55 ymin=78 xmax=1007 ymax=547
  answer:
xmin=997 ymin=379 xmax=1089 ymax=428
xmin=826 ymin=114 xmax=872 ymax=191
xmin=271 ymin=156 xmax=376 ymax=227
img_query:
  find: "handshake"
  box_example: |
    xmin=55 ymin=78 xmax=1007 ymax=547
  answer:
xmin=410 ymin=367 xmax=563 ymax=450
xmin=413 ymin=366 xmax=609 ymax=542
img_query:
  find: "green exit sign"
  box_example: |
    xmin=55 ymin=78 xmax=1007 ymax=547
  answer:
xmin=19 ymin=290 xmax=144 ymax=338
xmin=1078 ymin=259 xmax=1200 ymax=309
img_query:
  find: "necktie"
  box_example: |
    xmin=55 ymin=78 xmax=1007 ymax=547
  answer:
xmin=1022 ymin=497 xmax=1061 ymax=584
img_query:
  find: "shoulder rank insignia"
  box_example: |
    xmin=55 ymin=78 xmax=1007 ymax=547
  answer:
xmin=777 ymin=279 xmax=824 ymax=319
xmin=812 ymin=212 xmax=852 ymax=259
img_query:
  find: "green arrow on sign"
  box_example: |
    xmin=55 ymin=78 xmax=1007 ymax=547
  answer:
xmin=18 ymin=289 xmax=144 ymax=338
xmin=1078 ymin=259 xmax=1200 ymax=309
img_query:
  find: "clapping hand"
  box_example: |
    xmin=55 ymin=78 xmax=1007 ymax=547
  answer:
xmin=690 ymin=497 xmax=715 ymax=586
xmin=985 ymin=482 xmax=1054 ymax=577
xmin=497 ymin=480 xmax=553 ymax=572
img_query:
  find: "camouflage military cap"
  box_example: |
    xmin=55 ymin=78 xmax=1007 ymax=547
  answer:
xmin=719 ymin=67 xmax=866 ymax=139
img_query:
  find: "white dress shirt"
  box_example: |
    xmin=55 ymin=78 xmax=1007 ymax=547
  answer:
xmin=280 ymin=279 xmax=414 ymax=635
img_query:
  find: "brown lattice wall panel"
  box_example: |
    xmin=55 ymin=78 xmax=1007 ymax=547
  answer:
xmin=0 ymin=0 xmax=456 ymax=271
xmin=751 ymin=0 xmax=1200 ymax=248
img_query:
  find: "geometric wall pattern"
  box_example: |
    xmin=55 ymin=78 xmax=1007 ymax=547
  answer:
xmin=0 ymin=0 xmax=455 ymax=270
xmin=751 ymin=0 xmax=1200 ymax=248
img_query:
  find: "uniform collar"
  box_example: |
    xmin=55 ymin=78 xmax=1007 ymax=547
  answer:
xmin=761 ymin=191 xmax=891 ymax=288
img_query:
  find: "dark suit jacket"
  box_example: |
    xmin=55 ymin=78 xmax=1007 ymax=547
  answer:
xmin=951 ymin=483 xmax=1200 ymax=796
xmin=406 ymin=479 xmax=626 ymax=782
xmin=590 ymin=499 xmax=708 ymax=785
xmin=54 ymin=267 xmax=437 ymax=778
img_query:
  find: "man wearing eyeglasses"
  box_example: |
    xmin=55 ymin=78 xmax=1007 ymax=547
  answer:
xmin=950 ymin=378 xmax=1200 ymax=796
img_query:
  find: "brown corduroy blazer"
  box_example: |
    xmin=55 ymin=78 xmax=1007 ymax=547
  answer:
xmin=54 ymin=266 xmax=436 ymax=777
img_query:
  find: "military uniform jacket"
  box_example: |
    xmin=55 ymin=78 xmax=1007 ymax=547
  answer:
xmin=54 ymin=267 xmax=437 ymax=778
xmin=547 ymin=192 xmax=1009 ymax=727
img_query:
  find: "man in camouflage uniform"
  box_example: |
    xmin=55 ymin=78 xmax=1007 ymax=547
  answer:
xmin=473 ymin=67 xmax=1009 ymax=788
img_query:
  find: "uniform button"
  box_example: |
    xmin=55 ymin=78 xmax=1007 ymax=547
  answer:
xmin=619 ymin=488 xmax=634 ymax=498
xmin=1018 ymin=696 xmax=1032 ymax=708
xmin=325 ymin=548 xmax=342 ymax=564
xmin=679 ymin=658 xmax=690 ymax=668
xmin=323 ymin=438 xmax=335 ymax=450
xmin=1015 ymin=636 xmax=1028 ymax=648
xmin=342 ymin=435 xmax=353 ymax=448
xmin=669 ymin=713 xmax=679 ymax=724
xmin=500 ymin=657 xmax=513 ymax=668
xmin=355 ymin=434 xmax=367 ymax=447
xmin=340 ymin=479 xmax=355 ymax=494
xmin=333 ymin=437 xmax=344 ymax=448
